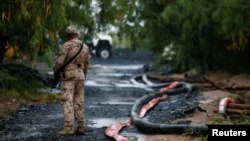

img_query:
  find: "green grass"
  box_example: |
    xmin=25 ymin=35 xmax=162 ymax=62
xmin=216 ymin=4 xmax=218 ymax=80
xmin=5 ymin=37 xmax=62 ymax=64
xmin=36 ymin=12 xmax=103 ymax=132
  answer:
xmin=182 ymin=127 xmax=208 ymax=141
xmin=210 ymin=115 xmax=226 ymax=124
xmin=201 ymin=135 xmax=208 ymax=141
xmin=0 ymin=66 xmax=59 ymax=102
xmin=230 ymin=114 xmax=250 ymax=125
xmin=0 ymin=89 xmax=60 ymax=102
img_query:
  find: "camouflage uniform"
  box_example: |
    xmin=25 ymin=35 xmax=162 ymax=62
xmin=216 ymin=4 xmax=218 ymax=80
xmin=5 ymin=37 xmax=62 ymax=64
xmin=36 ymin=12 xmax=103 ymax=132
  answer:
xmin=54 ymin=26 xmax=90 ymax=135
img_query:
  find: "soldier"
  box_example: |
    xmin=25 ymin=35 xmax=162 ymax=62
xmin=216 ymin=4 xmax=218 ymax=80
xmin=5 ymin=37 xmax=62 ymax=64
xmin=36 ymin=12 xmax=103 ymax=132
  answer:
xmin=54 ymin=25 xmax=90 ymax=136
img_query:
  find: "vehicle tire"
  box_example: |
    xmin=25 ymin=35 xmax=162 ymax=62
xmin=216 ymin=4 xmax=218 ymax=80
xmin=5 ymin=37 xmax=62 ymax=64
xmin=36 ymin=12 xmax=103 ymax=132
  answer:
xmin=98 ymin=47 xmax=111 ymax=59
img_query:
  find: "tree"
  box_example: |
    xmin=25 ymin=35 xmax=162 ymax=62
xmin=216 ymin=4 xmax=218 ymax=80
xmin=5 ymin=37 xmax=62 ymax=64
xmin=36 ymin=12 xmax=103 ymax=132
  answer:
xmin=139 ymin=0 xmax=173 ymax=52
xmin=0 ymin=0 xmax=94 ymax=64
xmin=214 ymin=0 xmax=250 ymax=50
xmin=0 ymin=0 xmax=138 ymax=63
xmin=138 ymin=0 xmax=250 ymax=72
xmin=3 ymin=0 xmax=249 ymax=73
xmin=96 ymin=0 xmax=143 ymax=50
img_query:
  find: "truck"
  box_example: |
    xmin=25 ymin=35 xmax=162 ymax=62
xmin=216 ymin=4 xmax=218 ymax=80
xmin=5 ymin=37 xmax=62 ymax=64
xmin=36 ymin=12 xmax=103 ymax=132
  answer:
xmin=85 ymin=39 xmax=112 ymax=59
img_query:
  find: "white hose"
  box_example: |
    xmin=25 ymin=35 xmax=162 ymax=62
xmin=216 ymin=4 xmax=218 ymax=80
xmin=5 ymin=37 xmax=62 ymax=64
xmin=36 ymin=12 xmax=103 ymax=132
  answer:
xmin=218 ymin=97 xmax=235 ymax=115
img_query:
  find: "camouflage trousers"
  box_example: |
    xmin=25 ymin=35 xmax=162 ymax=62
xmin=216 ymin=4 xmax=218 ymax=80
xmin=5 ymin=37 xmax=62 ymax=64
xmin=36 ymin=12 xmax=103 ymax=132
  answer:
xmin=60 ymin=80 xmax=84 ymax=128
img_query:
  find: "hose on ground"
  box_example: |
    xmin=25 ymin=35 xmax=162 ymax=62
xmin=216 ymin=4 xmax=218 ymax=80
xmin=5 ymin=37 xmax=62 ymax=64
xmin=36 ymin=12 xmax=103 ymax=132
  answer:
xmin=131 ymin=82 xmax=208 ymax=135
xmin=130 ymin=75 xmax=171 ymax=88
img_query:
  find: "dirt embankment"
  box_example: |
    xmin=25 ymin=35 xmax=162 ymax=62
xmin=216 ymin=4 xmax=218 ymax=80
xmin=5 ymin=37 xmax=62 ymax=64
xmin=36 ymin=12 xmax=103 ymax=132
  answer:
xmin=0 ymin=96 xmax=20 ymax=118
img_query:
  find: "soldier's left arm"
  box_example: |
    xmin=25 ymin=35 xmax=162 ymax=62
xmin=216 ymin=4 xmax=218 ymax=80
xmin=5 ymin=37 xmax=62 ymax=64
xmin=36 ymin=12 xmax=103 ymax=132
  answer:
xmin=54 ymin=43 xmax=69 ymax=72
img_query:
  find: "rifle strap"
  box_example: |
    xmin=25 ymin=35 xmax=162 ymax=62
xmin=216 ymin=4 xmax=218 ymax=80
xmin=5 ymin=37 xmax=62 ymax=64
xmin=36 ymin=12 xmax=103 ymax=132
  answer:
xmin=56 ymin=42 xmax=84 ymax=74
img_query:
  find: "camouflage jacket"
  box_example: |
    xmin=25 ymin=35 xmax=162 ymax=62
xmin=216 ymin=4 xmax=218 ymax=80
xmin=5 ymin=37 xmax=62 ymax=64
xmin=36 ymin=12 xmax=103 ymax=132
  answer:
xmin=54 ymin=38 xmax=90 ymax=81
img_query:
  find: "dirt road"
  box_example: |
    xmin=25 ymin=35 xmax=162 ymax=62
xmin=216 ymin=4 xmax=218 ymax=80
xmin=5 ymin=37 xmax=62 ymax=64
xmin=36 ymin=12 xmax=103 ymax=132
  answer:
xmin=0 ymin=49 xmax=202 ymax=141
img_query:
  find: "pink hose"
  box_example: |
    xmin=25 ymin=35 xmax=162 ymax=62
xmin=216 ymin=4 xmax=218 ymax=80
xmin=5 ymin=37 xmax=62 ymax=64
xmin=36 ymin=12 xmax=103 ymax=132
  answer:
xmin=218 ymin=97 xmax=235 ymax=115
xmin=105 ymin=82 xmax=178 ymax=141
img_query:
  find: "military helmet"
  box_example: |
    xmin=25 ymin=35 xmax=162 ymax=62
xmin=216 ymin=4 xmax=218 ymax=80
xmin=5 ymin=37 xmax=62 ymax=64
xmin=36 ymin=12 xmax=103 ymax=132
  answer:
xmin=65 ymin=25 xmax=78 ymax=35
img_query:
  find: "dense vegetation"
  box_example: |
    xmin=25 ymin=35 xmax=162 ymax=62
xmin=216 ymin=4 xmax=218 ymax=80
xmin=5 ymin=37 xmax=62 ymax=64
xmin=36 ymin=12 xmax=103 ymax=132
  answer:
xmin=0 ymin=0 xmax=94 ymax=63
xmin=139 ymin=0 xmax=250 ymax=72
xmin=0 ymin=63 xmax=59 ymax=101
xmin=1 ymin=0 xmax=250 ymax=72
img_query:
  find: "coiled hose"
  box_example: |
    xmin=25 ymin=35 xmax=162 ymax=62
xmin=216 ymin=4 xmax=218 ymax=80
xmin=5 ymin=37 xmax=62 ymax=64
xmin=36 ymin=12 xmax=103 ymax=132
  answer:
xmin=131 ymin=82 xmax=208 ymax=134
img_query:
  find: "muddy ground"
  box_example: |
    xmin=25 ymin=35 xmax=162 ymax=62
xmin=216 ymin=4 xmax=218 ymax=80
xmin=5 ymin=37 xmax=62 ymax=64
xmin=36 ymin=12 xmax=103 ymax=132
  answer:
xmin=0 ymin=48 xmax=244 ymax=141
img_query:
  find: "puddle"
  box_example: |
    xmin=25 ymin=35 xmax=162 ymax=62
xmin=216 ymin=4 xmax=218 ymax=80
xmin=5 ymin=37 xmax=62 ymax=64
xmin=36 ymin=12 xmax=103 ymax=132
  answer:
xmin=37 ymin=88 xmax=61 ymax=94
xmin=88 ymin=117 xmax=148 ymax=141
xmin=86 ymin=80 xmax=153 ymax=91
xmin=44 ymin=113 xmax=63 ymax=119
xmin=97 ymin=72 xmax=132 ymax=77
xmin=114 ymin=83 xmax=154 ymax=91
xmin=92 ymin=64 xmax=144 ymax=69
xmin=106 ymin=64 xmax=144 ymax=70
xmin=98 ymin=101 xmax=134 ymax=105
xmin=46 ymin=71 xmax=53 ymax=75
xmin=87 ymin=118 xmax=148 ymax=141
xmin=98 ymin=98 xmax=135 ymax=105
xmin=89 ymin=117 xmax=129 ymax=128
xmin=86 ymin=80 xmax=112 ymax=87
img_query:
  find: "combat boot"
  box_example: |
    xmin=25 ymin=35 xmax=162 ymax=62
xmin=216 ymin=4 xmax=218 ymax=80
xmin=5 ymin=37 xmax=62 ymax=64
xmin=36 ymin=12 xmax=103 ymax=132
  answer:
xmin=57 ymin=126 xmax=74 ymax=136
xmin=75 ymin=122 xmax=85 ymax=135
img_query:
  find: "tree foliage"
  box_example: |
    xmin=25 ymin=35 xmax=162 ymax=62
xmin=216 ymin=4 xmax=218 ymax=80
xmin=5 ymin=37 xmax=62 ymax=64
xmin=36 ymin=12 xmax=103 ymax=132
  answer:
xmin=0 ymin=0 xmax=93 ymax=63
xmin=139 ymin=0 xmax=250 ymax=72
xmin=96 ymin=0 xmax=143 ymax=50
xmin=214 ymin=0 xmax=250 ymax=50
xmin=1 ymin=0 xmax=250 ymax=72
xmin=0 ymin=0 xmax=139 ymax=62
xmin=1 ymin=0 xmax=64 ymax=61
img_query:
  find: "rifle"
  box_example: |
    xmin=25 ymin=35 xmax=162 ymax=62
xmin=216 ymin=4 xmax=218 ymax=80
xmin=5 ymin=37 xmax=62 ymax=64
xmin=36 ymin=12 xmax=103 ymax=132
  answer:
xmin=51 ymin=43 xmax=83 ymax=88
